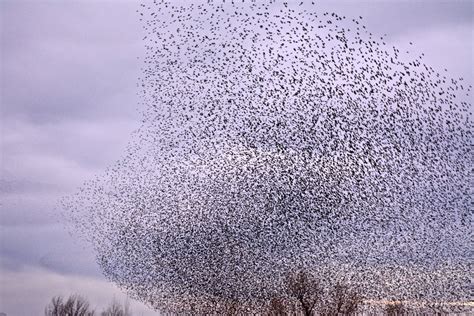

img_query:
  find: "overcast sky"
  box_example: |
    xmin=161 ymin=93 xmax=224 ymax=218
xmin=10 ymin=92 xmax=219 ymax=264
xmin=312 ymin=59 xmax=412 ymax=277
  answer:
xmin=0 ymin=0 xmax=472 ymax=315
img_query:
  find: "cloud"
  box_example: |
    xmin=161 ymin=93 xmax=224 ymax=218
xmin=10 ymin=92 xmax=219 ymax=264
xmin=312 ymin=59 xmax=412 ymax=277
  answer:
xmin=0 ymin=223 xmax=98 ymax=275
xmin=402 ymin=23 xmax=473 ymax=82
xmin=1 ymin=0 xmax=144 ymax=124
xmin=2 ymin=117 xmax=139 ymax=179
xmin=0 ymin=2 xmax=151 ymax=313
xmin=0 ymin=266 xmax=158 ymax=316
xmin=315 ymin=0 xmax=473 ymax=82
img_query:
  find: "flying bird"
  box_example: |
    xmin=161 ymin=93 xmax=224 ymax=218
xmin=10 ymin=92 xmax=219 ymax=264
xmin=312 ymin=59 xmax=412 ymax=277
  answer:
xmin=62 ymin=1 xmax=472 ymax=314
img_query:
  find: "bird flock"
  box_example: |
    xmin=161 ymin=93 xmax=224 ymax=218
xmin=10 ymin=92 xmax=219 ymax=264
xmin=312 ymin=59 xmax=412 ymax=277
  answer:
xmin=63 ymin=0 xmax=472 ymax=314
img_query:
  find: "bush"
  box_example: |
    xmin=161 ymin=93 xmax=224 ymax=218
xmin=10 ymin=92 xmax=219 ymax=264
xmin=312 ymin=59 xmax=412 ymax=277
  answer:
xmin=265 ymin=271 xmax=363 ymax=316
xmin=101 ymin=298 xmax=131 ymax=316
xmin=44 ymin=295 xmax=95 ymax=316
xmin=45 ymin=295 xmax=133 ymax=316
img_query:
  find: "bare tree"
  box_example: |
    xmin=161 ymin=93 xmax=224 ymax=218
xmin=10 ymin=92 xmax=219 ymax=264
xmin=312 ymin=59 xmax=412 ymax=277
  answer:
xmin=266 ymin=271 xmax=365 ymax=316
xmin=45 ymin=296 xmax=64 ymax=316
xmin=323 ymin=282 xmax=362 ymax=315
xmin=286 ymin=271 xmax=322 ymax=316
xmin=45 ymin=295 xmax=95 ymax=316
xmin=101 ymin=298 xmax=131 ymax=316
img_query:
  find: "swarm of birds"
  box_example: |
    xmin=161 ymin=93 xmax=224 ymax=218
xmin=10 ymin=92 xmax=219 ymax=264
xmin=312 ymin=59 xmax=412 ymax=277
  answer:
xmin=63 ymin=0 xmax=472 ymax=313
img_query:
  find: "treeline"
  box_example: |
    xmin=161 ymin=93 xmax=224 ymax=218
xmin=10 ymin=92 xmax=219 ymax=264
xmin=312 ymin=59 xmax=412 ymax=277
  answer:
xmin=172 ymin=271 xmax=471 ymax=315
xmin=176 ymin=270 xmax=378 ymax=315
xmin=44 ymin=295 xmax=132 ymax=316
xmin=45 ymin=271 xmax=471 ymax=315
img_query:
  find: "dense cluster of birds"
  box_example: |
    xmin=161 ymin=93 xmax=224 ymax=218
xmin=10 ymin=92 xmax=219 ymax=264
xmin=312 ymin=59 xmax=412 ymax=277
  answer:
xmin=63 ymin=0 xmax=472 ymax=313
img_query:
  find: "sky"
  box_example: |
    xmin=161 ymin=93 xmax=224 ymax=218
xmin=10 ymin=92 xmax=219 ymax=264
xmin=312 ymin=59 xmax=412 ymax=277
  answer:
xmin=0 ymin=0 xmax=472 ymax=315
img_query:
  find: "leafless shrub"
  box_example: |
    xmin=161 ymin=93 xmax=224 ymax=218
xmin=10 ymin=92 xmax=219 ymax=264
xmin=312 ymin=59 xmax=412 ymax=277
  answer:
xmin=286 ymin=270 xmax=323 ymax=316
xmin=320 ymin=282 xmax=362 ymax=316
xmin=264 ymin=271 xmax=365 ymax=316
xmin=100 ymin=297 xmax=131 ymax=316
xmin=45 ymin=295 xmax=137 ymax=316
xmin=44 ymin=294 xmax=95 ymax=316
